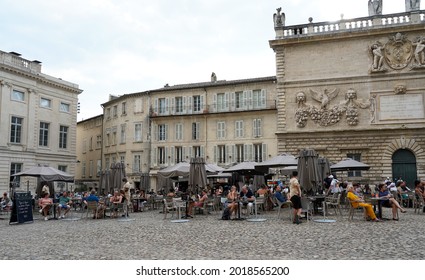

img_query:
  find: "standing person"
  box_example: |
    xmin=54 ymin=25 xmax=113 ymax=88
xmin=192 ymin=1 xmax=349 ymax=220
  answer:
xmin=121 ymin=178 xmax=131 ymax=190
xmin=289 ymin=171 xmax=302 ymax=224
xmin=41 ymin=182 xmax=50 ymax=197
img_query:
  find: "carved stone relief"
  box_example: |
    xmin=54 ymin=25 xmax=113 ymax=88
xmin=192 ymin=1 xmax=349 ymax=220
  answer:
xmin=369 ymin=33 xmax=425 ymax=73
xmin=294 ymin=88 xmax=371 ymax=128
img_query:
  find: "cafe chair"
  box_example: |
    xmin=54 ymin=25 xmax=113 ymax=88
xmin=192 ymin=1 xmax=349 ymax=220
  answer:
xmin=82 ymin=201 xmax=98 ymax=219
xmin=276 ymin=199 xmax=293 ymax=221
xmin=325 ymin=193 xmax=342 ymax=216
xmin=300 ymin=197 xmax=313 ymax=222
xmin=163 ymin=197 xmax=177 ymax=219
xmin=347 ymin=197 xmax=367 ymax=221
xmin=413 ymin=194 xmax=425 ymax=214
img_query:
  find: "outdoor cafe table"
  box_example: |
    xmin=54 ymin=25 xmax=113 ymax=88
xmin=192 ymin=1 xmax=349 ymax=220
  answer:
xmin=369 ymin=197 xmax=388 ymax=219
xmin=132 ymin=198 xmax=147 ymax=212
xmin=308 ymin=195 xmax=326 ymax=214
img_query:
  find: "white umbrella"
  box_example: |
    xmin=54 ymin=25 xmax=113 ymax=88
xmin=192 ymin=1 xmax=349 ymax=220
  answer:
xmin=330 ymin=158 xmax=370 ymax=172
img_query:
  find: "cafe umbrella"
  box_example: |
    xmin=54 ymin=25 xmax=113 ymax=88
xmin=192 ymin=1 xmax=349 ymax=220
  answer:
xmin=297 ymin=149 xmax=321 ymax=195
xmin=188 ymin=157 xmax=208 ymax=195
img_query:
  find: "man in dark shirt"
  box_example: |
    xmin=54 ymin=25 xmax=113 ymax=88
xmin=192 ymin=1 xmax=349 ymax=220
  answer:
xmin=240 ymin=185 xmax=255 ymax=214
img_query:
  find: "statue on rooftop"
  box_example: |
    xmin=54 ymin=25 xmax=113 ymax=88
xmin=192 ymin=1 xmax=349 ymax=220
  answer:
xmin=406 ymin=0 xmax=421 ymax=12
xmin=273 ymin=7 xmax=285 ymax=27
xmin=368 ymin=0 xmax=382 ymax=16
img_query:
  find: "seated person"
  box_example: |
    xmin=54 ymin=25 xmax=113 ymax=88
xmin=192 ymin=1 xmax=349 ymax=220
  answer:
xmin=57 ymin=191 xmax=72 ymax=219
xmin=256 ymin=184 xmax=269 ymax=197
xmin=226 ymin=185 xmax=238 ymax=218
xmin=274 ymin=185 xmax=288 ymax=206
xmin=327 ymin=178 xmax=341 ymax=195
xmin=1 ymin=192 xmax=12 ymax=210
xmin=240 ymin=185 xmax=255 ymax=215
xmin=167 ymin=188 xmax=176 ymax=198
xmin=188 ymin=189 xmax=208 ymax=217
xmin=138 ymin=190 xmax=147 ymax=211
xmin=109 ymin=190 xmax=123 ymax=218
xmin=38 ymin=192 xmax=53 ymax=221
xmin=378 ymin=183 xmax=406 ymax=220
xmin=414 ymin=180 xmax=425 ymax=200
xmin=86 ymin=190 xmax=105 ymax=218
xmin=347 ymin=185 xmax=379 ymax=222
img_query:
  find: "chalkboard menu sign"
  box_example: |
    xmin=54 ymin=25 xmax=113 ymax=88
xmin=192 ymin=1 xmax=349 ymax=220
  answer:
xmin=9 ymin=192 xmax=33 ymax=225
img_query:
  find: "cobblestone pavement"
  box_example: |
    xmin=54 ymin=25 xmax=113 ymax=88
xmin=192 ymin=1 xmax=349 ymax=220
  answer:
xmin=1 ymin=207 xmax=424 ymax=260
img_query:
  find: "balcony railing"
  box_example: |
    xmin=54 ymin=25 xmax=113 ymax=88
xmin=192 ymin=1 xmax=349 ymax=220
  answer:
xmin=275 ymin=10 xmax=425 ymax=39
xmin=150 ymin=99 xmax=277 ymax=117
xmin=0 ymin=51 xmax=42 ymax=73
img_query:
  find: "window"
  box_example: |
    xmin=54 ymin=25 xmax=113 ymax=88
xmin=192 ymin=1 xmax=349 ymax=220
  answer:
xmin=82 ymin=162 xmax=86 ymax=178
xmin=120 ymin=124 xmax=126 ymax=144
xmin=175 ymin=97 xmax=183 ymax=113
xmin=106 ymin=108 xmax=111 ymax=119
xmin=11 ymin=90 xmax=24 ymax=101
xmin=235 ymin=120 xmax=244 ymax=138
xmin=134 ymin=123 xmax=143 ymax=142
xmin=40 ymin=97 xmax=52 ymax=108
xmin=10 ymin=116 xmax=23 ymax=143
xmin=89 ymin=137 xmax=93 ymax=151
xmin=253 ymin=144 xmax=263 ymax=162
xmin=235 ymin=91 xmax=244 ymax=109
xmin=97 ymin=160 xmax=102 ymax=176
xmin=83 ymin=139 xmax=87 ymax=153
xmin=252 ymin=89 xmax=266 ymax=109
xmin=217 ymin=145 xmax=226 ymax=164
xmin=39 ymin=122 xmax=49 ymax=147
xmin=133 ymin=155 xmax=141 ymax=173
xmin=192 ymin=122 xmax=200 ymax=140
xmin=175 ymin=123 xmax=183 ymax=141
xmin=159 ymin=98 xmax=167 ymax=114
xmin=217 ymin=121 xmax=226 ymax=139
xmin=105 ymin=158 xmax=110 ymax=170
xmin=175 ymin=146 xmax=183 ymax=163
xmin=193 ymin=146 xmax=201 ymax=158
xmin=217 ymin=93 xmax=225 ymax=111
xmin=59 ymin=125 xmax=68 ymax=149
xmin=158 ymin=124 xmax=167 ymax=141
xmin=235 ymin=144 xmax=244 ymax=163
xmin=113 ymin=105 xmax=118 ymax=117
xmin=112 ymin=128 xmax=117 ymax=145
xmin=193 ymin=95 xmax=201 ymax=112
xmin=106 ymin=130 xmax=110 ymax=146
xmin=158 ymin=147 xmax=166 ymax=165
xmin=347 ymin=153 xmax=362 ymax=177
xmin=89 ymin=160 xmax=94 ymax=177
xmin=253 ymin=118 xmax=262 ymax=137
xmin=60 ymin=102 xmax=70 ymax=113
xmin=96 ymin=135 xmax=102 ymax=149
xmin=122 ymin=102 xmax=127 ymax=115
xmin=10 ymin=163 xmax=22 ymax=188
xmin=58 ymin=165 xmax=67 ymax=172
xmin=120 ymin=154 xmax=125 ymax=164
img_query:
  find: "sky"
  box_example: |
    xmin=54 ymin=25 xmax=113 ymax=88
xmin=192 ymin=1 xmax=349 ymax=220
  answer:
xmin=0 ymin=0 xmax=412 ymax=121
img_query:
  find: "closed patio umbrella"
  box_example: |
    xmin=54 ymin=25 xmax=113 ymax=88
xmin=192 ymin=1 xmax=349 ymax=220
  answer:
xmin=189 ymin=157 xmax=207 ymax=195
xmin=297 ymin=149 xmax=321 ymax=194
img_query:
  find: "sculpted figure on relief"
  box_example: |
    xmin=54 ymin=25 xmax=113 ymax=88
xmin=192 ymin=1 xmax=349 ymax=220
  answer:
xmin=413 ymin=36 xmax=425 ymax=67
xmin=370 ymin=42 xmax=385 ymax=72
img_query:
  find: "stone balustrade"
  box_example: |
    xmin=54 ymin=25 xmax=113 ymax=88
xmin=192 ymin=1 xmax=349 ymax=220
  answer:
xmin=0 ymin=50 xmax=42 ymax=73
xmin=275 ymin=10 xmax=425 ymax=39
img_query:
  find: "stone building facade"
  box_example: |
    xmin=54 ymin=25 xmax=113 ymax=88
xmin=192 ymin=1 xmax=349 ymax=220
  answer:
xmin=0 ymin=51 xmax=82 ymax=194
xmin=93 ymin=76 xmax=278 ymax=191
xmin=75 ymin=114 xmax=103 ymax=191
xmin=270 ymin=7 xmax=425 ymax=187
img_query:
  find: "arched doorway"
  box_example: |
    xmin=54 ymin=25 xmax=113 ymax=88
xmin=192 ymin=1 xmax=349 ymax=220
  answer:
xmin=392 ymin=149 xmax=417 ymax=188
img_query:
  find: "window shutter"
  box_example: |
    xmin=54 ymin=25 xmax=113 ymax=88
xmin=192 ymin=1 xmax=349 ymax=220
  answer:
xmin=224 ymin=92 xmax=229 ymax=110
xmin=170 ymin=97 xmax=175 ymax=114
xmin=247 ymin=90 xmax=253 ymax=109
xmin=152 ymin=148 xmax=157 ymax=167
xmin=262 ymin=143 xmax=267 ymax=163
xmin=153 ymin=124 xmax=158 ymax=141
xmin=242 ymin=91 xmax=248 ymax=109
xmin=188 ymin=96 xmax=193 ymax=114
xmin=200 ymin=95 xmax=204 ymax=111
xmin=201 ymin=145 xmax=205 ymax=158
xmin=188 ymin=146 xmax=193 ymax=160
xmin=183 ymin=146 xmax=187 ymax=161
xmin=165 ymin=147 xmax=169 ymax=165
xmin=182 ymin=96 xmax=187 ymax=113
xmin=170 ymin=146 xmax=175 ymax=165
xmin=213 ymin=94 xmax=217 ymax=112
xmin=165 ymin=124 xmax=168 ymax=141
xmin=153 ymin=98 xmax=158 ymax=113
xmin=261 ymin=89 xmax=267 ymax=108
xmin=223 ymin=122 xmax=226 ymax=139
xmin=230 ymin=92 xmax=235 ymax=111
xmin=214 ymin=146 xmax=217 ymax=163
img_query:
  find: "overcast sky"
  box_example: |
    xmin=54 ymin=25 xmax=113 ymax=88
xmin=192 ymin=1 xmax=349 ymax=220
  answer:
xmin=0 ymin=0 xmax=412 ymax=121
